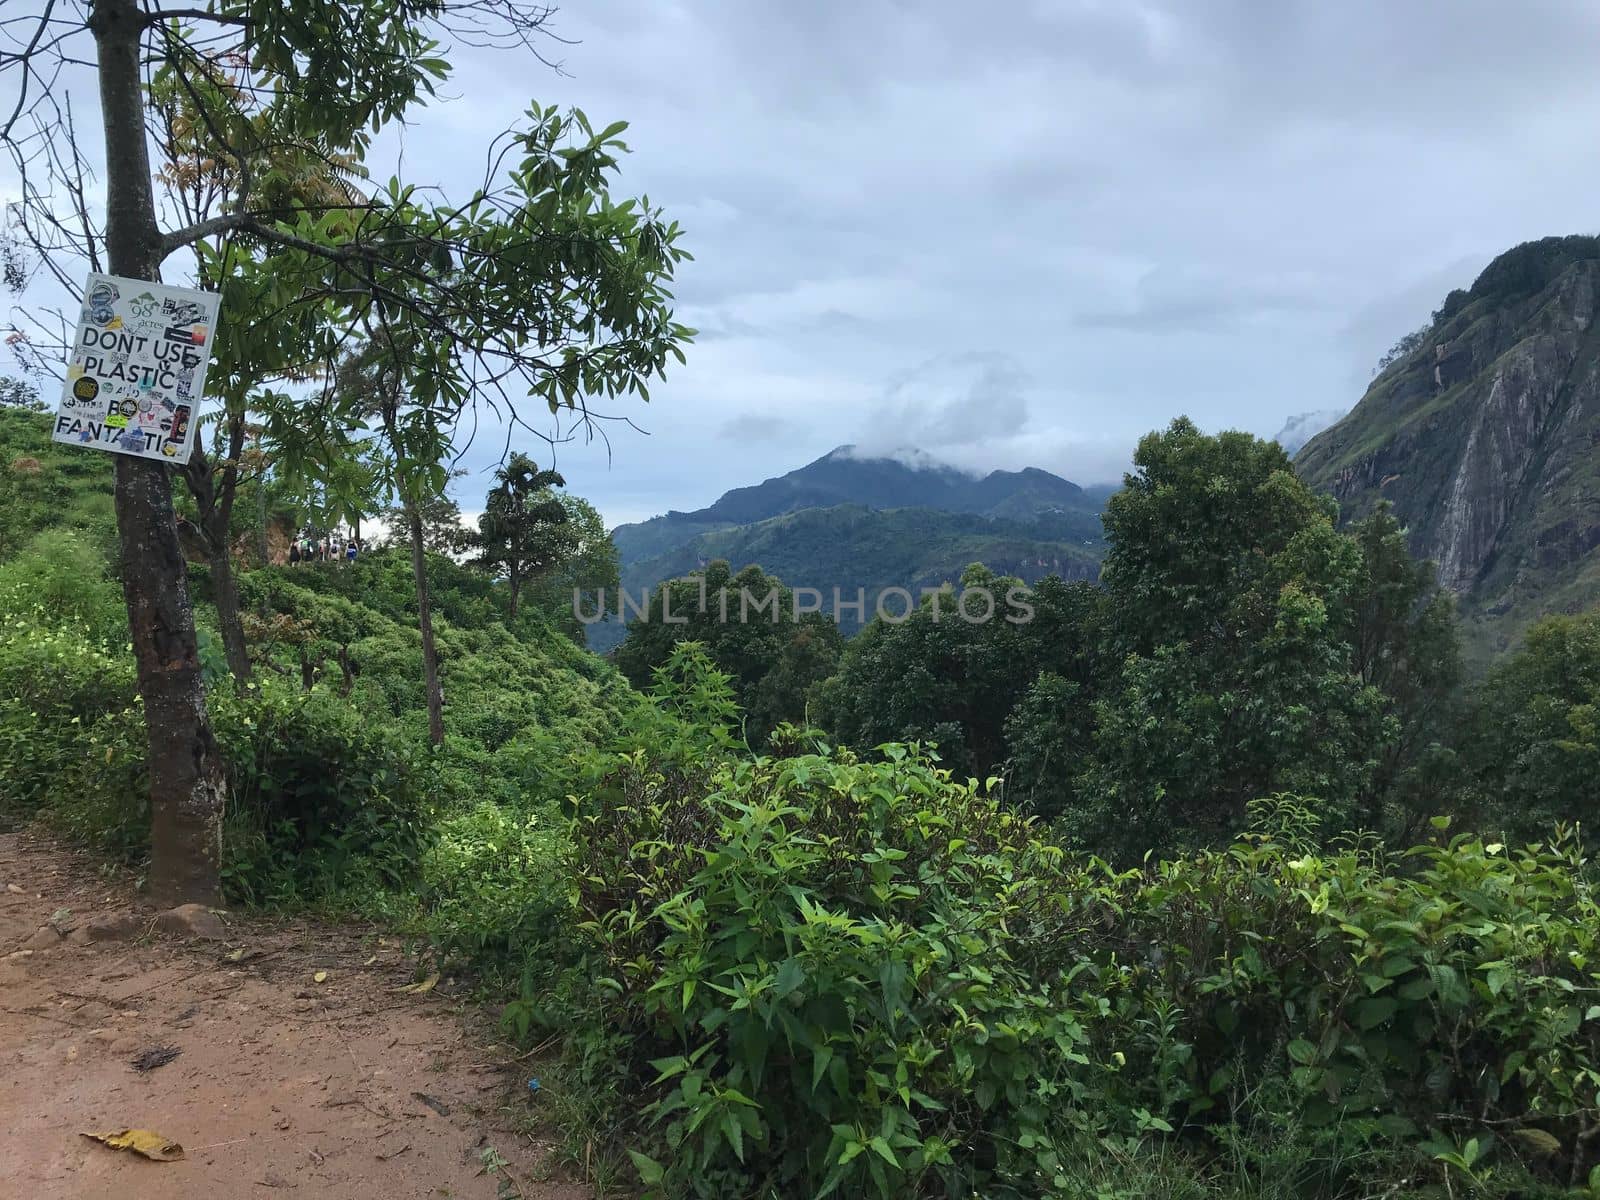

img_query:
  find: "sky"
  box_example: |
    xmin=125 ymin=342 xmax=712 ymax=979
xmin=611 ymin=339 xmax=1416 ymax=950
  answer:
xmin=8 ymin=1 xmax=1600 ymax=528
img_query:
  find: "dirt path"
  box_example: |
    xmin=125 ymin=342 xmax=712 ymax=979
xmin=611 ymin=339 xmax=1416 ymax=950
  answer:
xmin=0 ymin=831 xmax=582 ymax=1199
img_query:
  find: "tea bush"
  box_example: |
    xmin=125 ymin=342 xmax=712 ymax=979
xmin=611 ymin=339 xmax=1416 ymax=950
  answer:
xmin=211 ymin=681 xmax=434 ymax=903
xmin=418 ymin=800 xmax=571 ymax=976
xmin=1081 ymin=801 xmax=1600 ymax=1196
xmin=567 ymin=738 xmax=1104 ymax=1198
xmin=557 ymin=743 xmax=1600 ymax=1199
xmin=0 ymin=609 xmax=138 ymax=817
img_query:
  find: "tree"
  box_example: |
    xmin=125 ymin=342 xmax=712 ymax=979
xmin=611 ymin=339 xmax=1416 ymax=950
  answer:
xmin=474 ymin=452 xmax=568 ymax=618
xmin=150 ymin=46 xmax=371 ymax=685
xmin=1464 ymin=611 xmax=1600 ymax=841
xmin=1078 ymin=420 xmax=1386 ymax=858
xmin=1338 ymin=504 xmax=1461 ymax=836
xmin=813 ymin=567 xmax=1101 ymax=781
xmin=522 ymin=492 xmax=619 ymax=639
xmin=1373 ymin=326 xmax=1428 ymax=376
xmin=614 ymin=560 xmax=843 ymax=746
xmin=0 ymin=376 xmax=46 ymax=412
xmin=334 ymin=339 xmax=452 ymax=745
xmin=379 ymin=469 xmax=475 ymax=555
xmin=3 ymin=1 xmax=692 ymax=902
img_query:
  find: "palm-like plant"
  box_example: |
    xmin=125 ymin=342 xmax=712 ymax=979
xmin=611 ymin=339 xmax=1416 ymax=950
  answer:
xmin=476 ymin=453 xmax=569 ymax=619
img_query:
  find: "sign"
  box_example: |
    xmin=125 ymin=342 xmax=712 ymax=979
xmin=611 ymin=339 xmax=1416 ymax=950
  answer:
xmin=53 ymin=273 xmax=221 ymax=462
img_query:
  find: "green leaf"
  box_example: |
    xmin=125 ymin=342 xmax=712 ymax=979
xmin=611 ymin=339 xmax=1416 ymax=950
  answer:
xmin=773 ymin=958 xmax=805 ymax=1000
xmin=627 ymin=1150 xmax=664 ymax=1185
xmin=1356 ymin=997 xmax=1398 ymax=1030
xmin=1510 ymin=1128 xmax=1561 ymax=1157
xmin=1288 ymin=1039 xmax=1318 ymax=1065
xmin=868 ymin=1136 xmax=899 ymax=1167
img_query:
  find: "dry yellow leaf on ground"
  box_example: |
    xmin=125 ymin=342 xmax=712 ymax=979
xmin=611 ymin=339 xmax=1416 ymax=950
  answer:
xmin=394 ymin=972 xmax=439 ymax=995
xmin=81 ymin=1129 xmax=184 ymax=1161
xmin=313 ymin=970 xmax=328 ymax=984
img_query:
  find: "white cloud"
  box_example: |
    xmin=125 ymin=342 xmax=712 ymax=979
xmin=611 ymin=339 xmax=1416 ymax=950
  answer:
xmin=13 ymin=0 xmax=1600 ymax=527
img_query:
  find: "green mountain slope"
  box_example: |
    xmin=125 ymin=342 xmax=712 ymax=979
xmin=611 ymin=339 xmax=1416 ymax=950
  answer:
xmin=595 ymin=446 xmax=1110 ymax=652
xmin=0 ymin=404 xmax=120 ymax=561
xmin=1297 ymin=235 xmax=1600 ymax=664
xmin=610 ymin=446 xmax=1104 ymax=565
xmin=614 ymin=503 xmax=1100 ymax=638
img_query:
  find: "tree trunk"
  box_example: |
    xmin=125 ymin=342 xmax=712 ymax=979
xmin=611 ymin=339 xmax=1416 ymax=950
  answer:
xmin=92 ymin=0 xmax=225 ymax=906
xmin=210 ymin=547 xmax=252 ymax=683
xmin=508 ymin=561 xmax=520 ymax=620
xmin=256 ymin=475 xmax=270 ymax=567
xmin=407 ymin=496 xmax=445 ymax=745
xmin=180 ymin=419 xmax=251 ymax=686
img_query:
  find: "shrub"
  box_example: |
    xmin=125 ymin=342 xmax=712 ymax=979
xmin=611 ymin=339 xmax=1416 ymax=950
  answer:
xmin=1078 ymin=800 xmax=1600 ymax=1196
xmin=0 ymin=614 xmax=137 ymax=816
xmin=418 ymin=800 xmax=571 ymax=975
xmin=559 ymin=729 xmax=1600 ymax=1200
xmin=0 ymin=530 xmax=127 ymax=645
xmin=212 ymin=682 xmax=433 ymax=903
xmin=567 ymin=740 xmax=1098 ymax=1198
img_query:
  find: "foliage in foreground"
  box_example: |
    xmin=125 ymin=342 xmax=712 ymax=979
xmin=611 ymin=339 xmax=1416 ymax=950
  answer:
xmin=552 ymin=662 xmax=1600 ymax=1198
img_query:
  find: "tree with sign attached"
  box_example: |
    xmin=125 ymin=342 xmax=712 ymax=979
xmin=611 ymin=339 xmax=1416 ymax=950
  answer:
xmin=1 ymin=1 xmax=692 ymax=904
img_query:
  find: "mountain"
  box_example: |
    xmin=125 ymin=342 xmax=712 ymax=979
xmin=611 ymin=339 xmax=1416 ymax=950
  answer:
xmin=1273 ymin=409 xmax=1346 ymax=457
xmin=611 ymin=446 xmax=1103 ymax=564
xmin=1297 ymin=235 xmax=1600 ymax=663
xmin=595 ymin=449 xmax=1109 ymax=650
xmin=617 ymin=504 xmax=1100 ymax=636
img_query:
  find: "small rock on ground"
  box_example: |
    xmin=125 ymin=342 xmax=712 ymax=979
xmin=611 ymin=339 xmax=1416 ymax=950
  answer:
xmin=84 ymin=913 xmax=142 ymax=942
xmin=20 ymin=926 xmax=62 ymax=952
xmin=153 ymin=904 xmax=227 ymax=941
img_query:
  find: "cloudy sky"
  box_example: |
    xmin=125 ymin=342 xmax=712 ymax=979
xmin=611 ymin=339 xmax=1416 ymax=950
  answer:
xmin=8 ymin=1 xmax=1600 ymax=527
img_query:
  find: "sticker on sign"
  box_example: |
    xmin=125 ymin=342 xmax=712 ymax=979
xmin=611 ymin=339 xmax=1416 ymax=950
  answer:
xmin=52 ymin=273 xmax=220 ymax=462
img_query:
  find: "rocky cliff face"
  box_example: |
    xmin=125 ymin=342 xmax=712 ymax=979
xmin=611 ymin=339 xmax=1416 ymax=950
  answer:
xmin=1298 ymin=236 xmax=1600 ymax=662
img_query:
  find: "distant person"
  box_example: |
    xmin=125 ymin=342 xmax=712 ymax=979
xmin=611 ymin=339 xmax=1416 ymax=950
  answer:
xmin=289 ymin=541 xmax=301 ymax=566
xmin=346 ymin=538 xmax=358 ymax=564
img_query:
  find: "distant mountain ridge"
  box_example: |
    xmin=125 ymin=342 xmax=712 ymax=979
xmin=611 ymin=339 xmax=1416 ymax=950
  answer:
xmin=595 ymin=447 xmax=1110 ymax=650
xmin=1297 ymin=234 xmax=1600 ymax=664
xmin=611 ymin=446 xmax=1104 ymax=564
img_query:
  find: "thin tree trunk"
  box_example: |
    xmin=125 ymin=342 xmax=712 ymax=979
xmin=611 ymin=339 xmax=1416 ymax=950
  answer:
xmin=407 ymin=496 xmax=445 ymax=745
xmin=508 ymin=562 xmax=520 ymax=619
xmin=256 ymin=474 xmax=270 ymax=567
xmin=210 ymin=547 xmax=251 ymax=683
xmin=92 ymin=0 xmax=224 ymax=906
xmin=181 ymin=417 xmax=251 ymax=686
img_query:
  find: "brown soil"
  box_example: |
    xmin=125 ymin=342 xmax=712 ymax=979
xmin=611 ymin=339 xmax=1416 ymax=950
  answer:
xmin=0 ymin=831 xmax=583 ymax=1199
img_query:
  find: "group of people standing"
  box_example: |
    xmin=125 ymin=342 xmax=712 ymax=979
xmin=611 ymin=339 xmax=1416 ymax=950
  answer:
xmin=289 ymin=531 xmax=360 ymax=566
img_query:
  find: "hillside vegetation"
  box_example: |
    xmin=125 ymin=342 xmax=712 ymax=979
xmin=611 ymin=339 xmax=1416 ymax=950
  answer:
xmin=618 ymin=502 xmax=1099 ymax=639
xmin=5 ymin=334 xmax=1600 ymax=1198
xmin=598 ymin=448 xmax=1109 ymax=651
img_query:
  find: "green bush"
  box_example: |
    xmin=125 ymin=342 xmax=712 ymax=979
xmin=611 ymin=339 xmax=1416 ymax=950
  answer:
xmin=1466 ymin=611 xmax=1600 ymax=841
xmin=1072 ymin=800 xmax=1600 ymax=1197
xmin=419 ymin=800 xmax=571 ymax=975
xmin=567 ymin=739 xmax=1094 ymax=1198
xmin=557 ymin=721 xmax=1600 ymax=1200
xmin=0 ymin=530 xmax=127 ymax=645
xmin=0 ymin=613 xmax=138 ymax=816
xmin=212 ymin=681 xmax=433 ymax=903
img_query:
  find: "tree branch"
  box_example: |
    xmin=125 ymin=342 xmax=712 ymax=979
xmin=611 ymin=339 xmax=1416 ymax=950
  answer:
xmin=143 ymin=8 xmax=256 ymax=27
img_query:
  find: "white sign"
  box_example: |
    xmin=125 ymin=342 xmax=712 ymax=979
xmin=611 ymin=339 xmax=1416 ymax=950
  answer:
xmin=53 ymin=272 xmax=221 ymax=462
